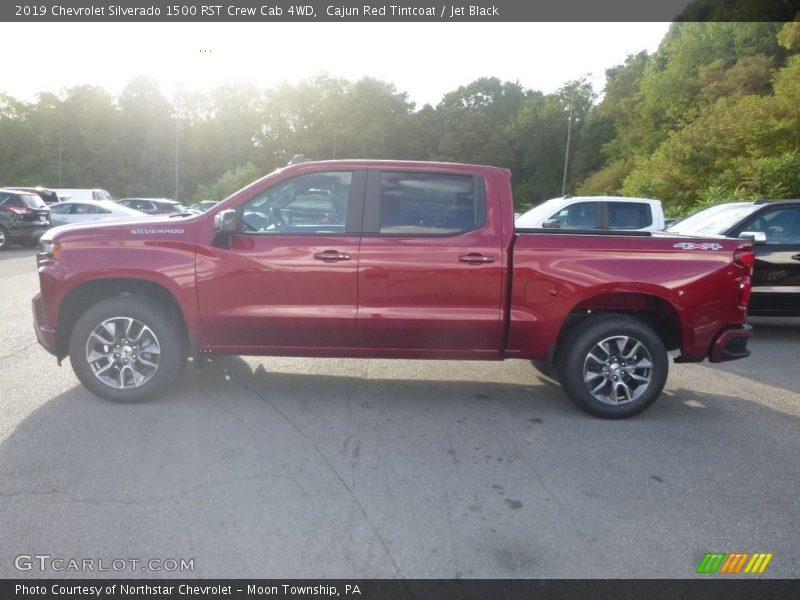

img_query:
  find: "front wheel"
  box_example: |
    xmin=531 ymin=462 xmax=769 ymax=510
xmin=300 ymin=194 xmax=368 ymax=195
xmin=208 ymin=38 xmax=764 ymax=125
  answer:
xmin=68 ymin=296 xmax=186 ymax=402
xmin=557 ymin=315 xmax=668 ymax=419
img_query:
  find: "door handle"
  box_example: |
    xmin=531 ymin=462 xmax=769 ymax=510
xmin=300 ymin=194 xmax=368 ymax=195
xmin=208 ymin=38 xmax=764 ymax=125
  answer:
xmin=313 ymin=250 xmax=351 ymax=262
xmin=792 ymin=254 xmax=800 ymax=261
xmin=458 ymin=253 xmax=495 ymax=264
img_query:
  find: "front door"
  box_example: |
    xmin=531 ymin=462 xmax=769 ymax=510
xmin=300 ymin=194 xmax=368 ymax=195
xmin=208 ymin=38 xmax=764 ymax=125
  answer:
xmin=732 ymin=205 xmax=800 ymax=316
xmin=197 ymin=169 xmax=366 ymax=350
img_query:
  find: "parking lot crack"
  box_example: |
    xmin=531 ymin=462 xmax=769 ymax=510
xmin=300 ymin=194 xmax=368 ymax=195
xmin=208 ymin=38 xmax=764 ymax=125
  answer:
xmin=0 ymin=341 xmax=38 ymax=363
xmin=229 ymin=374 xmax=405 ymax=578
xmin=0 ymin=488 xmax=69 ymax=500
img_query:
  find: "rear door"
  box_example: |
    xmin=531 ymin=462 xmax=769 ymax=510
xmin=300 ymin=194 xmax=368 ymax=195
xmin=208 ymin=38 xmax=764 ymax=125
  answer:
xmin=356 ymin=168 xmax=505 ymax=354
xmin=197 ymin=169 xmax=366 ymax=350
xmin=730 ymin=204 xmax=800 ymax=315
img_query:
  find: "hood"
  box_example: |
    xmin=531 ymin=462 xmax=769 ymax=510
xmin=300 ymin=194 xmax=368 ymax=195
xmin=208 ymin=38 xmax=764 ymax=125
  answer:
xmin=42 ymin=214 xmax=202 ymax=243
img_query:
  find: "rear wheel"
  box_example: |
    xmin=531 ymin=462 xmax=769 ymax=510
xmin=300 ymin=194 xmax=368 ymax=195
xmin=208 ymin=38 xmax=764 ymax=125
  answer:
xmin=68 ymin=296 xmax=186 ymax=402
xmin=0 ymin=226 xmax=10 ymax=250
xmin=557 ymin=314 xmax=668 ymax=418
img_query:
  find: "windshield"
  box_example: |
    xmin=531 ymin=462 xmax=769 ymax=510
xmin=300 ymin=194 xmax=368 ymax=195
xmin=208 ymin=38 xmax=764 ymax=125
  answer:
xmin=515 ymin=198 xmax=564 ymax=227
xmin=667 ymin=203 xmax=759 ymax=236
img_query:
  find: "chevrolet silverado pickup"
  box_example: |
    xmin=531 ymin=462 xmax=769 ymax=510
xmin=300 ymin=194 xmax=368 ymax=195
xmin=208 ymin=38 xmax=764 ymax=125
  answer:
xmin=33 ymin=160 xmax=754 ymax=418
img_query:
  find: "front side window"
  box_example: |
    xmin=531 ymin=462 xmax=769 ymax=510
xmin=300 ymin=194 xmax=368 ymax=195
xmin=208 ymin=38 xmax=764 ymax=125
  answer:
xmin=739 ymin=207 xmax=800 ymax=244
xmin=549 ymin=201 xmax=597 ymax=229
xmin=50 ymin=203 xmax=73 ymax=214
xmin=608 ymin=202 xmax=652 ymax=229
xmin=240 ymin=171 xmax=352 ymax=235
xmin=378 ymin=172 xmax=482 ymax=235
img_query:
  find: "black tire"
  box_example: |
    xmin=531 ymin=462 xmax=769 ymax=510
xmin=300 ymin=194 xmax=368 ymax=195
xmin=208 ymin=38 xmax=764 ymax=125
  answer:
xmin=68 ymin=295 xmax=186 ymax=402
xmin=0 ymin=226 xmax=10 ymax=250
xmin=531 ymin=359 xmax=558 ymax=382
xmin=557 ymin=314 xmax=668 ymax=419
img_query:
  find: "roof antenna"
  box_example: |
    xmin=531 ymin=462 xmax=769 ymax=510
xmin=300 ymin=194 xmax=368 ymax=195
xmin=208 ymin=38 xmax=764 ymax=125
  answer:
xmin=288 ymin=154 xmax=312 ymax=165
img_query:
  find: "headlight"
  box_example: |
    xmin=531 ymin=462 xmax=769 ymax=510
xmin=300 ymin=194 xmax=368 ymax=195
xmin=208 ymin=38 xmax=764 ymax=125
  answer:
xmin=36 ymin=240 xmax=60 ymax=266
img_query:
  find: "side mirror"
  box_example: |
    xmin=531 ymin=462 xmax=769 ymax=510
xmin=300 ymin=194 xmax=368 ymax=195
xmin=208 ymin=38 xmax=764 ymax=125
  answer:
xmin=542 ymin=218 xmax=561 ymax=229
xmin=212 ymin=209 xmax=237 ymax=249
xmin=739 ymin=231 xmax=766 ymax=245
xmin=214 ymin=209 xmax=237 ymax=233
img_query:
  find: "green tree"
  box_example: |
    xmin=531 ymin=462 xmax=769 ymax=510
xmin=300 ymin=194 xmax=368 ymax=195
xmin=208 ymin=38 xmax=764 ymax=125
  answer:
xmin=194 ymin=162 xmax=264 ymax=202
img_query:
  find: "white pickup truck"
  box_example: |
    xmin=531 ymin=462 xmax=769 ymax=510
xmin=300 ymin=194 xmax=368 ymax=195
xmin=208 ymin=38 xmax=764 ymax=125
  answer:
xmin=515 ymin=196 xmax=665 ymax=232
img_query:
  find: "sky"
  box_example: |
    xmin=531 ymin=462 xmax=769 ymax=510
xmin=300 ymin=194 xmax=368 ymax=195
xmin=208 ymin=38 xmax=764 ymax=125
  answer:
xmin=3 ymin=22 xmax=672 ymax=106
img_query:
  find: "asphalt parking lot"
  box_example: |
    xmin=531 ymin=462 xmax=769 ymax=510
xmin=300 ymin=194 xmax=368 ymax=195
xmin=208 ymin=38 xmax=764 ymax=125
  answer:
xmin=0 ymin=246 xmax=798 ymax=579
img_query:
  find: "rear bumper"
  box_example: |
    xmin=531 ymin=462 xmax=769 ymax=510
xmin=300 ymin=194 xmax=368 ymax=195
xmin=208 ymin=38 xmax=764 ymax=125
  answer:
xmin=708 ymin=324 xmax=753 ymax=363
xmin=32 ymin=293 xmax=57 ymax=356
xmin=9 ymin=223 xmax=49 ymax=242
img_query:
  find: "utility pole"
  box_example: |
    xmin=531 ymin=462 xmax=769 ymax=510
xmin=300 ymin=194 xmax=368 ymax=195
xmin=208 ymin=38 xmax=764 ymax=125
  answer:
xmin=561 ymin=85 xmax=575 ymax=197
xmin=58 ymin=129 xmax=63 ymax=187
xmin=174 ymin=118 xmax=180 ymax=202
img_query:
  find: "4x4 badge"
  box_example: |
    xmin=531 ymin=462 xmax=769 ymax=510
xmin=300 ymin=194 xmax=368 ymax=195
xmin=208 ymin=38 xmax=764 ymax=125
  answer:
xmin=673 ymin=242 xmax=723 ymax=251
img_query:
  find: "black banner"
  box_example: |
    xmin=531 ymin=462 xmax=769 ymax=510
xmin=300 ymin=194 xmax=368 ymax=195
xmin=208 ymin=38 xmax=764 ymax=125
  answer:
xmin=2 ymin=0 xmax=799 ymax=22
xmin=3 ymin=580 xmax=800 ymax=600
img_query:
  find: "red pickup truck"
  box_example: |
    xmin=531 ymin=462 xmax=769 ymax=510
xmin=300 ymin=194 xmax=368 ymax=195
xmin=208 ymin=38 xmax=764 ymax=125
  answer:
xmin=33 ymin=160 xmax=754 ymax=418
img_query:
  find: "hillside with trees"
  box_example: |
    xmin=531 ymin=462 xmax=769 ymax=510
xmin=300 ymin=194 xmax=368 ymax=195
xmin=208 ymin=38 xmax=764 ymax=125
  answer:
xmin=1 ymin=19 xmax=798 ymax=215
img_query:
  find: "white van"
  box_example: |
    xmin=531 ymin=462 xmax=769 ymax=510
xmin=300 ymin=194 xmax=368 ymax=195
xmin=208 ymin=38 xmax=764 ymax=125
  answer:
xmin=52 ymin=188 xmax=113 ymax=202
xmin=515 ymin=196 xmax=665 ymax=232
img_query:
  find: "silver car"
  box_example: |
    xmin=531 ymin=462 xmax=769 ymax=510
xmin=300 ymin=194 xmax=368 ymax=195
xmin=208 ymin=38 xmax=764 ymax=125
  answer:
xmin=49 ymin=200 xmax=145 ymax=227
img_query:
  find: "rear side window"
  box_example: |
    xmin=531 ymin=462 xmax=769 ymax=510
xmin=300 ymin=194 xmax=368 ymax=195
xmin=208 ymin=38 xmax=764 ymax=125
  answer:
xmin=123 ymin=200 xmax=151 ymax=211
xmin=378 ymin=172 xmax=484 ymax=235
xmin=74 ymin=204 xmax=95 ymax=214
xmin=608 ymin=202 xmax=652 ymax=229
xmin=21 ymin=194 xmax=47 ymax=209
xmin=0 ymin=195 xmax=23 ymax=208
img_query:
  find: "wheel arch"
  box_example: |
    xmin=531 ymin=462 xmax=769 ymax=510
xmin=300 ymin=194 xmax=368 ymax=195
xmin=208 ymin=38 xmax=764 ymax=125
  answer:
xmin=554 ymin=291 xmax=683 ymax=364
xmin=57 ymin=277 xmax=189 ymax=359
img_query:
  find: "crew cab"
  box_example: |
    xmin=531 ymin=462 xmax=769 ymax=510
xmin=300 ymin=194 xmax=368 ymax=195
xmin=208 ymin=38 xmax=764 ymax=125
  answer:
xmin=32 ymin=160 xmax=755 ymax=418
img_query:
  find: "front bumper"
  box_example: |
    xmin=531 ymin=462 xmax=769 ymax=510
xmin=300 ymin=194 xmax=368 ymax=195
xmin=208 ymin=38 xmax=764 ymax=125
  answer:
xmin=708 ymin=324 xmax=753 ymax=363
xmin=32 ymin=293 xmax=57 ymax=356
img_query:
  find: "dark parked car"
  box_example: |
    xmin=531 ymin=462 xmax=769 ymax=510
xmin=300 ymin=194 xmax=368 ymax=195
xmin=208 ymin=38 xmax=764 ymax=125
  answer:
xmin=188 ymin=201 xmax=219 ymax=212
xmin=0 ymin=188 xmax=51 ymax=249
xmin=117 ymin=198 xmax=188 ymax=215
xmin=7 ymin=186 xmax=61 ymax=205
xmin=668 ymin=200 xmax=800 ymax=316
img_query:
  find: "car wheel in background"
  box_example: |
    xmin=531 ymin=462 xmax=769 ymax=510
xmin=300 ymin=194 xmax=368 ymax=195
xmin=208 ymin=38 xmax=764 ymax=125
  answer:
xmin=0 ymin=226 xmax=10 ymax=250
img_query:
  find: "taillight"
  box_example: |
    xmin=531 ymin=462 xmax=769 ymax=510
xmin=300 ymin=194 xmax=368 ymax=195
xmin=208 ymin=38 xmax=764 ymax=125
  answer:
xmin=738 ymin=276 xmax=752 ymax=308
xmin=4 ymin=206 xmax=30 ymax=215
xmin=734 ymin=247 xmax=755 ymax=271
xmin=734 ymin=245 xmax=755 ymax=308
